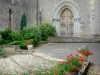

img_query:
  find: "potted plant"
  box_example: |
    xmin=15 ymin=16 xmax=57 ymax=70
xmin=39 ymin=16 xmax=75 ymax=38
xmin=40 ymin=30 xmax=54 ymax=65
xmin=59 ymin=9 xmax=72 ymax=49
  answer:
xmin=76 ymin=48 xmax=94 ymax=61
xmin=24 ymin=39 xmax=33 ymax=50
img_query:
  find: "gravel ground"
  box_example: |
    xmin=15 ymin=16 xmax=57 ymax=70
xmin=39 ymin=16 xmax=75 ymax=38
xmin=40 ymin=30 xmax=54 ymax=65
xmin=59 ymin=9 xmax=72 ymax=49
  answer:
xmin=87 ymin=62 xmax=100 ymax=75
xmin=0 ymin=52 xmax=63 ymax=75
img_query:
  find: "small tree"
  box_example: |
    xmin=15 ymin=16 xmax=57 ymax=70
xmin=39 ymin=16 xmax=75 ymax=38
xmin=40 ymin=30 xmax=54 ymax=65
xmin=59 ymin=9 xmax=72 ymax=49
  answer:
xmin=20 ymin=14 xmax=27 ymax=30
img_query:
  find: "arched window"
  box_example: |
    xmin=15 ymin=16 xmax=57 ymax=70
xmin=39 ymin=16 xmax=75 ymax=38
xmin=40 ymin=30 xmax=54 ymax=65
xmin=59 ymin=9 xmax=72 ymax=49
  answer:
xmin=8 ymin=9 xmax=13 ymax=29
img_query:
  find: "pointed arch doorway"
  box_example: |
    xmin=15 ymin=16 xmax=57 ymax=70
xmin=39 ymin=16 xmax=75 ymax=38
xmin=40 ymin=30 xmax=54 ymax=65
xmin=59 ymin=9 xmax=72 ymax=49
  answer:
xmin=60 ymin=8 xmax=74 ymax=37
xmin=52 ymin=1 xmax=81 ymax=37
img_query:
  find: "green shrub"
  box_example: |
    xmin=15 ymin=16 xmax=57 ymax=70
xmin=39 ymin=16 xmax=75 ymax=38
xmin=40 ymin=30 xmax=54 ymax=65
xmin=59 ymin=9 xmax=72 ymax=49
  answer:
xmin=9 ymin=41 xmax=22 ymax=45
xmin=21 ymin=25 xmax=41 ymax=46
xmin=39 ymin=23 xmax=56 ymax=41
xmin=0 ymin=39 xmax=5 ymax=45
xmin=0 ymin=28 xmax=23 ymax=45
xmin=10 ymin=31 xmax=21 ymax=41
xmin=0 ymin=28 xmax=12 ymax=41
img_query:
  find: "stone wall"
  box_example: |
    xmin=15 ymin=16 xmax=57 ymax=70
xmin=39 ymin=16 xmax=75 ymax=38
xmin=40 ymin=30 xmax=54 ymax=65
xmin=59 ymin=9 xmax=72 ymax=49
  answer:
xmin=0 ymin=0 xmax=100 ymax=36
xmin=39 ymin=0 xmax=92 ymax=36
xmin=94 ymin=0 xmax=100 ymax=35
xmin=0 ymin=0 xmax=37 ymax=31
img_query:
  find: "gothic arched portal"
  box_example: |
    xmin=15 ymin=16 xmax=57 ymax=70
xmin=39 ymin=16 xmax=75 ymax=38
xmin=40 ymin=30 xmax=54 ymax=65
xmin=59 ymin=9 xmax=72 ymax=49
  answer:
xmin=52 ymin=1 xmax=81 ymax=37
xmin=60 ymin=8 xmax=74 ymax=37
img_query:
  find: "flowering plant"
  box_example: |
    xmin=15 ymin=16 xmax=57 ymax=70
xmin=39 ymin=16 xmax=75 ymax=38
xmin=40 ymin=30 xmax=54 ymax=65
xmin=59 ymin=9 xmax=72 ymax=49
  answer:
xmin=76 ymin=48 xmax=94 ymax=56
xmin=53 ymin=54 xmax=87 ymax=75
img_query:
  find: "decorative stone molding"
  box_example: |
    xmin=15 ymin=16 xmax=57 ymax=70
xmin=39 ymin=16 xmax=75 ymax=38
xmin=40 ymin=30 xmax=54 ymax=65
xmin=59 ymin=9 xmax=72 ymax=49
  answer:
xmin=52 ymin=18 xmax=60 ymax=22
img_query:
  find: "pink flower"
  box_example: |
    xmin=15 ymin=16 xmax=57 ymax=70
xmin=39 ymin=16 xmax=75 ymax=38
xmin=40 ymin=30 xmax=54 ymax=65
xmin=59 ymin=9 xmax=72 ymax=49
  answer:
xmin=76 ymin=50 xmax=79 ymax=52
xmin=70 ymin=54 xmax=72 ymax=57
xmin=90 ymin=52 xmax=95 ymax=55
xmin=76 ymin=53 xmax=79 ymax=56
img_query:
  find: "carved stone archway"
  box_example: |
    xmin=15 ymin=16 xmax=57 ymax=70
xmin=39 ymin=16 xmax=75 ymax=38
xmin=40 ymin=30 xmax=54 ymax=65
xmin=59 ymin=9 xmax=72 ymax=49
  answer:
xmin=52 ymin=1 xmax=81 ymax=37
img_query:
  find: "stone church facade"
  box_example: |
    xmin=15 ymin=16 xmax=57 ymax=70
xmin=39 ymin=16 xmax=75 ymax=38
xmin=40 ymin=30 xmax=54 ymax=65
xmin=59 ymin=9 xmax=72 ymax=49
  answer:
xmin=0 ymin=0 xmax=100 ymax=38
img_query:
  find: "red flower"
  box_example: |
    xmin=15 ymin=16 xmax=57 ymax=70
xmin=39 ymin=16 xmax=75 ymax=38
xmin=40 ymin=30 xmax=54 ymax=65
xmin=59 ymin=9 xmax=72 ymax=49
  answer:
xmin=54 ymin=70 xmax=57 ymax=75
xmin=83 ymin=50 xmax=89 ymax=56
xmin=70 ymin=54 xmax=72 ymax=57
xmin=69 ymin=70 xmax=73 ymax=75
xmin=79 ymin=56 xmax=84 ymax=62
xmin=60 ymin=61 xmax=66 ymax=65
xmin=83 ymin=63 xmax=87 ymax=66
xmin=72 ymin=65 xmax=75 ymax=69
xmin=77 ymin=67 xmax=82 ymax=70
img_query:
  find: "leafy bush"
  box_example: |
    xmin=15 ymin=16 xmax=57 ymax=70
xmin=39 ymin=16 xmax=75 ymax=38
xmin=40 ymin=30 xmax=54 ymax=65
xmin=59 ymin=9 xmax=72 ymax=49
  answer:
xmin=10 ymin=31 xmax=21 ymax=41
xmin=0 ymin=39 xmax=5 ymax=45
xmin=0 ymin=28 xmax=22 ymax=45
xmin=0 ymin=28 xmax=12 ymax=41
xmin=9 ymin=41 xmax=22 ymax=45
xmin=39 ymin=23 xmax=56 ymax=41
xmin=21 ymin=25 xmax=41 ymax=46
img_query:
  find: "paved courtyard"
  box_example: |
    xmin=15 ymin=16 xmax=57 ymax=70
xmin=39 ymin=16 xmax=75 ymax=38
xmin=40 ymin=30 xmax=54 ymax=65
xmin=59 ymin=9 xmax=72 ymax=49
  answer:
xmin=34 ymin=43 xmax=100 ymax=66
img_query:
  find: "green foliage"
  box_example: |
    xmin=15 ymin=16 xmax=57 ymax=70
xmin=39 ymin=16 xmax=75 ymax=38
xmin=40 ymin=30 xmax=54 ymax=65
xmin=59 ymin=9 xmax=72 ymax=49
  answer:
xmin=20 ymin=40 xmax=27 ymax=49
xmin=0 ymin=39 xmax=5 ymax=45
xmin=22 ymin=72 xmax=30 ymax=75
xmin=20 ymin=14 xmax=27 ymax=30
xmin=0 ymin=28 xmax=22 ymax=44
xmin=37 ymin=56 xmax=82 ymax=75
xmin=0 ymin=46 xmax=6 ymax=57
xmin=0 ymin=23 xmax=56 ymax=47
xmin=39 ymin=23 xmax=56 ymax=41
xmin=21 ymin=25 xmax=41 ymax=46
xmin=0 ymin=28 xmax=12 ymax=40
xmin=10 ymin=31 xmax=21 ymax=41
xmin=9 ymin=41 xmax=22 ymax=45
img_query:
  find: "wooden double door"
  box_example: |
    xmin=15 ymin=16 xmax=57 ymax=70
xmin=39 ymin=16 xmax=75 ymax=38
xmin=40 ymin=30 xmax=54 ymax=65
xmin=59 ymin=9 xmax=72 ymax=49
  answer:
xmin=60 ymin=8 xmax=74 ymax=37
